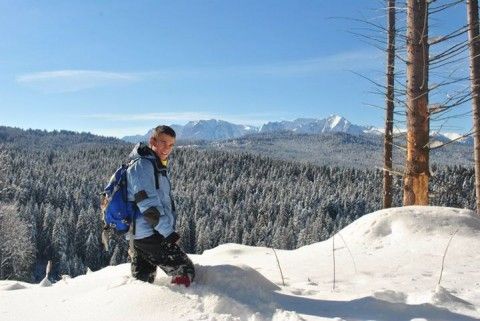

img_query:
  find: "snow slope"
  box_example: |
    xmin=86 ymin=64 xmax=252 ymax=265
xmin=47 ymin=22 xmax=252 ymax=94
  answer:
xmin=1 ymin=206 xmax=479 ymax=321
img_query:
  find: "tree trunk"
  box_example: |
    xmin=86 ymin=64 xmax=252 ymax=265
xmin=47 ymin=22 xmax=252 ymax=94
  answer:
xmin=384 ymin=0 xmax=396 ymax=208
xmin=467 ymin=0 xmax=480 ymax=215
xmin=403 ymin=0 xmax=430 ymax=206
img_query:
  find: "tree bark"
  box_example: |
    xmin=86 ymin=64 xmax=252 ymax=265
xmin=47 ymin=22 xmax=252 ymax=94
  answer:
xmin=384 ymin=0 xmax=396 ymax=209
xmin=467 ymin=0 xmax=480 ymax=215
xmin=403 ymin=0 xmax=430 ymax=206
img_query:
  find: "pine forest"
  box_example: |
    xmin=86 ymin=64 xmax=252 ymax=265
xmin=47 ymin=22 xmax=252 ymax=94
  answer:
xmin=0 ymin=127 xmax=474 ymax=281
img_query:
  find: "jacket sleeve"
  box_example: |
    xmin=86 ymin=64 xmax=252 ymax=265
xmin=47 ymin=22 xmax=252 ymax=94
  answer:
xmin=127 ymin=158 xmax=175 ymax=238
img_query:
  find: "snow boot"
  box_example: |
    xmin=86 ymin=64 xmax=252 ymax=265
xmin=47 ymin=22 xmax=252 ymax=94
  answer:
xmin=171 ymin=274 xmax=191 ymax=287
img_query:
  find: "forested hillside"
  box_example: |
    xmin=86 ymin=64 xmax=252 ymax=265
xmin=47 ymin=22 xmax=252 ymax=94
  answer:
xmin=205 ymin=131 xmax=474 ymax=168
xmin=0 ymin=127 xmax=475 ymax=282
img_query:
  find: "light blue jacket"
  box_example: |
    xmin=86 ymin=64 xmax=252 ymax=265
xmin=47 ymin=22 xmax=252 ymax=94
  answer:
xmin=126 ymin=143 xmax=176 ymax=240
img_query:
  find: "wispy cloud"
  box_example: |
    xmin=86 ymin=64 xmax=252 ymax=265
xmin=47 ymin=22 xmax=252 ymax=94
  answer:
xmin=16 ymin=70 xmax=139 ymax=93
xmin=230 ymin=49 xmax=382 ymax=77
xmin=15 ymin=49 xmax=379 ymax=93
xmin=81 ymin=111 xmax=290 ymax=127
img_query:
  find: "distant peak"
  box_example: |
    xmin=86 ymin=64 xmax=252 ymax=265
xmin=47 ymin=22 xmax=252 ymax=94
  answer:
xmin=327 ymin=114 xmax=346 ymax=121
xmin=329 ymin=115 xmax=343 ymax=125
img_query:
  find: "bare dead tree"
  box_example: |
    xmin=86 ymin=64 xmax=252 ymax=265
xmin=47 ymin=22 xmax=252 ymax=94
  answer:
xmin=341 ymin=2 xmax=471 ymax=207
xmin=404 ymin=0 xmax=430 ymax=206
xmin=391 ymin=1 xmax=471 ymax=162
xmin=467 ymin=0 xmax=480 ymax=215
xmin=426 ymin=1 xmax=472 ymax=148
xmin=384 ymin=0 xmax=396 ymax=208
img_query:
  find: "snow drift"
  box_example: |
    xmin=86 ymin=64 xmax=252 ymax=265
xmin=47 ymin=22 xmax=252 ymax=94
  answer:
xmin=1 ymin=206 xmax=479 ymax=321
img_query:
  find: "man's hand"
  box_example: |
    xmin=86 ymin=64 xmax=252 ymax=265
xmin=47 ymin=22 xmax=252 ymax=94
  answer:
xmin=165 ymin=232 xmax=180 ymax=244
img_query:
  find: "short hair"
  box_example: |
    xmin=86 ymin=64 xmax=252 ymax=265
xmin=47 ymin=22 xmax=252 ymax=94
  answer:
xmin=151 ymin=125 xmax=176 ymax=139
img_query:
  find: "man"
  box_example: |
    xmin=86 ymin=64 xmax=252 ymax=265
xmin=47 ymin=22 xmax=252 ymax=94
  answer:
xmin=126 ymin=125 xmax=195 ymax=286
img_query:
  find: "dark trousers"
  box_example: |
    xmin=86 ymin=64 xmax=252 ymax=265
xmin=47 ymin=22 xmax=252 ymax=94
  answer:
xmin=131 ymin=233 xmax=195 ymax=283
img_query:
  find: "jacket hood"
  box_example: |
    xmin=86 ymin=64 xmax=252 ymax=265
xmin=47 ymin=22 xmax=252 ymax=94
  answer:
xmin=129 ymin=142 xmax=156 ymax=160
xmin=128 ymin=143 xmax=167 ymax=169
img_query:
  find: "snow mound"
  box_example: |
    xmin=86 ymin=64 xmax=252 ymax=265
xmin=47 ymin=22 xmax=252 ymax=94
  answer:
xmin=0 ymin=281 xmax=28 ymax=291
xmin=195 ymin=264 xmax=280 ymax=310
xmin=432 ymin=285 xmax=476 ymax=311
xmin=373 ymin=290 xmax=407 ymax=304
xmin=271 ymin=309 xmax=305 ymax=321
xmin=339 ymin=206 xmax=479 ymax=242
xmin=1 ymin=206 xmax=479 ymax=320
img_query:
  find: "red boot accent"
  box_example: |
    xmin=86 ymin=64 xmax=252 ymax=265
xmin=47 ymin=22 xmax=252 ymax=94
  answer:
xmin=171 ymin=275 xmax=191 ymax=287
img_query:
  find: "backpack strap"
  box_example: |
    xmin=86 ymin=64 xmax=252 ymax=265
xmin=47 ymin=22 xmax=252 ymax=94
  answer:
xmin=129 ymin=157 xmax=160 ymax=189
xmin=144 ymin=158 xmax=160 ymax=190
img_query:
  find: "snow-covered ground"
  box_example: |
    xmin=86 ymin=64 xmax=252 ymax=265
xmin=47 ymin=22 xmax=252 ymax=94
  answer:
xmin=1 ymin=206 xmax=479 ymax=321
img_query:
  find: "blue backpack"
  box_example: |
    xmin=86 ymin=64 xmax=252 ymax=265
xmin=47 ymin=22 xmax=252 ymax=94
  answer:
xmin=101 ymin=164 xmax=139 ymax=233
xmin=101 ymin=158 xmax=159 ymax=234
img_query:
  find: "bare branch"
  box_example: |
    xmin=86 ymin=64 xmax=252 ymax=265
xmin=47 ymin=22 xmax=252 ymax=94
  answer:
xmin=430 ymin=131 xmax=474 ymax=150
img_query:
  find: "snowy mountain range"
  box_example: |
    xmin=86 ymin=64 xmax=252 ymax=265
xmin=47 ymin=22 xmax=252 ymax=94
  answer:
xmin=121 ymin=115 xmax=473 ymax=145
xmin=122 ymin=119 xmax=258 ymax=143
xmin=259 ymin=115 xmax=367 ymax=136
xmin=177 ymin=119 xmax=258 ymax=141
xmin=1 ymin=206 xmax=479 ymax=320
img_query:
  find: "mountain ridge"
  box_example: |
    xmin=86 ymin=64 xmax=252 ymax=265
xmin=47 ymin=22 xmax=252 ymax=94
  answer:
xmin=0 ymin=125 xmax=473 ymax=168
xmin=120 ymin=115 xmax=473 ymax=146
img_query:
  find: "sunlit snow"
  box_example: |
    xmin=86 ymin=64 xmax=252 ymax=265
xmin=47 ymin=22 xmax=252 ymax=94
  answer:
xmin=1 ymin=206 xmax=479 ymax=321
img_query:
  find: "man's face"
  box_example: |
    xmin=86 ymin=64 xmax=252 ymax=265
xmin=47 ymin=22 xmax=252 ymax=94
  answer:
xmin=151 ymin=133 xmax=175 ymax=161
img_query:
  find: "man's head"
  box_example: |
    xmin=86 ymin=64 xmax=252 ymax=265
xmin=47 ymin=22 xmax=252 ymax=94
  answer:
xmin=149 ymin=125 xmax=176 ymax=161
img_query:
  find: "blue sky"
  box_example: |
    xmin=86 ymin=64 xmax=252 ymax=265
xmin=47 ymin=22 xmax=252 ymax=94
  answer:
xmin=0 ymin=0 xmax=472 ymax=137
